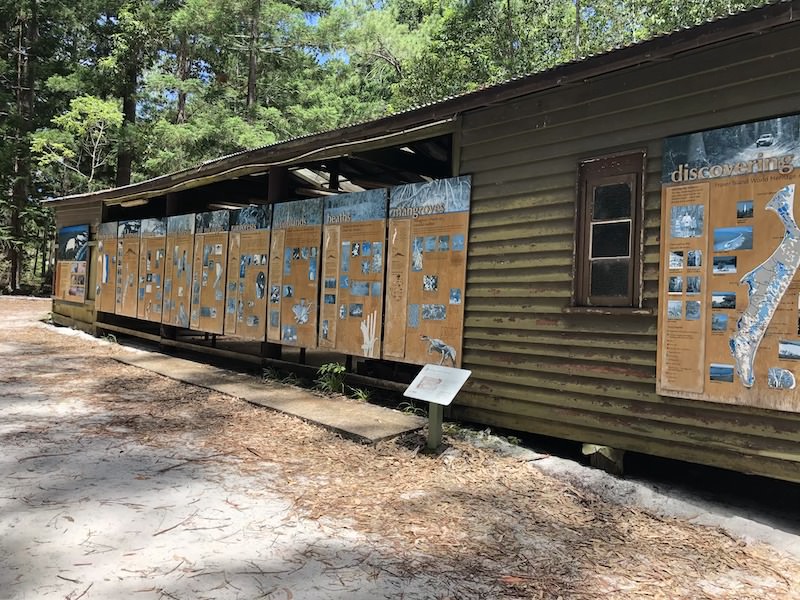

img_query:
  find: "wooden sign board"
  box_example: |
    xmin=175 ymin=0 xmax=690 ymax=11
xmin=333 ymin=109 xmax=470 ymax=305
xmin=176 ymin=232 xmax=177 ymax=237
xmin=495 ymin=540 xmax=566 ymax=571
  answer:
xmin=115 ymin=220 xmax=141 ymax=317
xmin=95 ymin=222 xmax=117 ymax=313
xmin=319 ymin=189 xmax=387 ymax=357
xmin=190 ymin=210 xmax=230 ymax=334
xmin=657 ymin=114 xmax=800 ymax=413
xmin=224 ymin=205 xmax=272 ymax=340
xmin=136 ymin=218 xmax=167 ymax=322
xmin=54 ymin=224 xmax=89 ymax=303
xmin=267 ymin=198 xmax=323 ymax=348
xmin=384 ymin=176 xmax=471 ymax=367
xmin=162 ymin=214 xmax=195 ymax=328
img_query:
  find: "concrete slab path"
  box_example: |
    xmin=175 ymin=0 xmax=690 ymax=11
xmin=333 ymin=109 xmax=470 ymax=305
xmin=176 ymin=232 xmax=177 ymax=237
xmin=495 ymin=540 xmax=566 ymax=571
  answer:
xmin=115 ymin=353 xmax=425 ymax=443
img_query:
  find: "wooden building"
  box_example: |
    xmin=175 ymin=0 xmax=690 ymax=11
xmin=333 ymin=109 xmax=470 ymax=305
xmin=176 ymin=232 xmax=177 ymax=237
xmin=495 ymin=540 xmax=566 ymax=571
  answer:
xmin=50 ymin=1 xmax=800 ymax=482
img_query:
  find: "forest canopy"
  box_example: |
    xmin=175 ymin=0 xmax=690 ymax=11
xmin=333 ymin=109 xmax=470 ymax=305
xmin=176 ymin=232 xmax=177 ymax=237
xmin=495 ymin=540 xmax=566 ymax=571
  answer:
xmin=0 ymin=0 xmax=768 ymax=291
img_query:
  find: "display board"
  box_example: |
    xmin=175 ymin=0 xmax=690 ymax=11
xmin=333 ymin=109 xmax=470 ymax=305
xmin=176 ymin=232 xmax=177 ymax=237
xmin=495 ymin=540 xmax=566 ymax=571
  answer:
xmin=115 ymin=220 xmax=141 ymax=317
xmin=224 ymin=205 xmax=272 ymax=340
xmin=318 ymin=189 xmax=387 ymax=356
xmin=267 ymin=198 xmax=323 ymax=348
xmin=95 ymin=222 xmax=117 ymax=312
xmin=383 ymin=176 xmax=471 ymax=367
xmin=54 ymin=224 xmax=89 ymax=303
xmin=657 ymin=114 xmax=800 ymax=413
xmin=190 ymin=210 xmax=230 ymax=334
xmin=162 ymin=214 xmax=195 ymax=328
xmin=137 ymin=218 xmax=167 ymax=322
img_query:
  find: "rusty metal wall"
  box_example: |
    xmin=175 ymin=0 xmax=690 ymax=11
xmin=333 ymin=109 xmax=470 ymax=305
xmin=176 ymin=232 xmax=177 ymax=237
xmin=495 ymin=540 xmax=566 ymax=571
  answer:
xmin=455 ymin=25 xmax=800 ymax=481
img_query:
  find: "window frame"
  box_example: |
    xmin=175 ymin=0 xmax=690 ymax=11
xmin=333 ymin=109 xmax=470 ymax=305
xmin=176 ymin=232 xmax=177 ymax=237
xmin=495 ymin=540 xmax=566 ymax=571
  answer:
xmin=574 ymin=151 xmax=646 ymax=308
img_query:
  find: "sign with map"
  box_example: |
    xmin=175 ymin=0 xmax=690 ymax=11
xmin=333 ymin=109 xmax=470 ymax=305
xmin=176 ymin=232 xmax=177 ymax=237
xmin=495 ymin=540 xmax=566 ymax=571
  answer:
xmin=224 ymin=205 xmax=272 ymax=340
xmin=190 ymin=210 xmax=230 ymax=334
xmin=54 ymin=224 xmax=89 ymax=303
xmin=657 ymin=114 xmax=800 ymax=413
xmin=318 ymin=189 xmax=387 ymax=356
xmin=115 ymin=220 xmax=141 ymax=317
xmin=95 ymin=222 xmax=117 ymax=313
xmin=267 ymin=198 xmax=322 ymax=348
xmin=384 ymin=176 xmax=471 ymax=368
xmin=162 ymin=214 xmax=195 ymax=328
xmin=137 ymin=218 xmax=167 ymax=322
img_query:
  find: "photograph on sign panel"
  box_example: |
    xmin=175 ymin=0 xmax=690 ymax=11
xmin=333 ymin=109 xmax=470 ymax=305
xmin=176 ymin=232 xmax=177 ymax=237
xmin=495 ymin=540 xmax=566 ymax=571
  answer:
xmin=710 ymin=363 xmax=734 ymax=383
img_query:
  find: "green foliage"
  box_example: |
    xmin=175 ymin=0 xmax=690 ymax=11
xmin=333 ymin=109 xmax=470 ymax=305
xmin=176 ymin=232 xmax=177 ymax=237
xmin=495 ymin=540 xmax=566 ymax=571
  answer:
xmin=31 ymin=96 xmax=124 ymax=194
xmin=315 ymin=361 xmax=347 ymax=395
xmin=398 ymin=400 xmax=426 ymax=417
xmin=349 ymin=386 xmax=372 ymax=402
xmin=0 ymin=0 xmax=772 ymax=289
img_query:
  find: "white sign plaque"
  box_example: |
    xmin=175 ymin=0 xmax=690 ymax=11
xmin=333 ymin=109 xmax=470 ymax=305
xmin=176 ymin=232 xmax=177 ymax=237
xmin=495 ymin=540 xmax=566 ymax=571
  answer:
xmin=404 ymin=364 xmax=472 ymax=406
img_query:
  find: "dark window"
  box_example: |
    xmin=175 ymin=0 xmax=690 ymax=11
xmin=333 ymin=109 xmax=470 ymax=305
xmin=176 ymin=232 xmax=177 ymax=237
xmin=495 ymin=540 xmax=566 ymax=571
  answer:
xmin=575 ymin=152 xmax=645 ymax=307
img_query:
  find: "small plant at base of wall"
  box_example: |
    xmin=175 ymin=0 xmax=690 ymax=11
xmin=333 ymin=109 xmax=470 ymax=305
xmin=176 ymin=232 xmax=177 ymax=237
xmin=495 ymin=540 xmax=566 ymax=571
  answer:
xmin=315 ymin=362 xmax=346 ymax=395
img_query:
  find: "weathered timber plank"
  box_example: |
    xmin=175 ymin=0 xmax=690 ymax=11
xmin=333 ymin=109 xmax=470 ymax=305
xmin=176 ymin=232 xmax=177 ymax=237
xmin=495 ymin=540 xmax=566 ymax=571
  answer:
xmin=450 ymin=405 xmax=800 ymax=483
xmin=463 ymin=351 xmax=655 ymax=384
xmin=464 ymin=338 xmax=655 ymax=367
xmin=464 ymin=328 xmax=657 ymax=352
xmin=463 ymin=313 xmax=657 ymax=336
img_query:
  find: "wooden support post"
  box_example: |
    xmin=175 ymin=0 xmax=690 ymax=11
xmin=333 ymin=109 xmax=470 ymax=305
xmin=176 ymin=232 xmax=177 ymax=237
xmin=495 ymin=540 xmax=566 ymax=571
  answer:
xmin=211 ymin=334 xmax=217 ymax=348
xmin=299 ymin=347 xmax=306 ymax=364
xmin=427 ymin=403 xmax=443 ymax=450
xmin=345 ymin=355 xmax=353 ymax=371
xmin=260 ymin=341 xmax=281 ymax=360
xmin=582 ymin=444 xmax=625 ymax=477
xmin=268 ymin=166 xmax=288 ymax=203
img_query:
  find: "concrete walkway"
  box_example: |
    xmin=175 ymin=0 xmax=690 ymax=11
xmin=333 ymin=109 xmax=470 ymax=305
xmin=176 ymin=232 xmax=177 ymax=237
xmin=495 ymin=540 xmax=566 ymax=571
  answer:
xmin=115 ymin=353 xmax=425 ymax=443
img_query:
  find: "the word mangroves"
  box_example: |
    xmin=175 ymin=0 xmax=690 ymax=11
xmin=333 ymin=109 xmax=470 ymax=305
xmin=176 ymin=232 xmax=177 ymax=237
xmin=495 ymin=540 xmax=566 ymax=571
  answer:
xmin=384 ymin=176 xmax=471 ymax=368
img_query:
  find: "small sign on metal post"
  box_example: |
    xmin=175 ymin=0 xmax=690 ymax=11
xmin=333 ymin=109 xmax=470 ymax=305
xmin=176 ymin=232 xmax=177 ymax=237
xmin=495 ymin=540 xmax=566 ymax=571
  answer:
xmin=404 ymin=364 xmax=472 ymax=450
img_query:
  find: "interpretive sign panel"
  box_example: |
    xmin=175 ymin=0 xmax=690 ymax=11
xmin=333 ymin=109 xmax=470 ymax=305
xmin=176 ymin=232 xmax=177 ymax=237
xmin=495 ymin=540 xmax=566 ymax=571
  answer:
xmin=657 ymin=114 xmax=800 ymax=412
xmin=404 ymin=364 xmax=472 ymax=406
xmin=267 ymin=198 xmax=322 ymax=348
xmin=384 ymin=176 xmax=471 ymax=367
xmin=319 ymin=189 xmax=387 ymax=356
xmin=115 ymin=220 xmax=141 ymax=317
xmin=162 ymin=214 xmax=195 ymax=328
xmin=224 ymin=205 xmax=272 ymax=340
xmin=54 ymin=224 xmax=89 ymax=303
xmin=95 ymin=222 xmax=117 ymax=312
xmin=190 ymin=210 xmax=230 ymax=334
xmin=137 ymin=218 xmax=167 ymax=322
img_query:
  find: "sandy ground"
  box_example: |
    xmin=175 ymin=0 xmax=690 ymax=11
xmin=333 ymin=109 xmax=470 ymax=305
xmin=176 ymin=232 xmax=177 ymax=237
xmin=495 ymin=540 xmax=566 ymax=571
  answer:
xmin=1 ymin=297 xmax=800 ymax=599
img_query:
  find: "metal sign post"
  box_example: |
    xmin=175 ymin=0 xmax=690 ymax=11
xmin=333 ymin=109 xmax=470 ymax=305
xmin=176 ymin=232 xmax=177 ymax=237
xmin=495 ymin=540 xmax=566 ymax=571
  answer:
xmin=404 ymin=364 xmax=472 ymax=450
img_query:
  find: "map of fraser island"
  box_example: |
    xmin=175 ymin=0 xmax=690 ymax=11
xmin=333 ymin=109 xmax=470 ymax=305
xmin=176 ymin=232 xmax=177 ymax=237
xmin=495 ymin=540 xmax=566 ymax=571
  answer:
xmin=730 ymin=184 xmax=800 ymax=388
xmin=658 ymin=114 xmax=800 ymax=412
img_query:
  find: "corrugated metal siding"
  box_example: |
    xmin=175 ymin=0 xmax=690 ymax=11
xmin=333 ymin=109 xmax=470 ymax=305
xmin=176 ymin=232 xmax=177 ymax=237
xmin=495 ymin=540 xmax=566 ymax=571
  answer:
xmin=456 ymin=25 xmax=800 ymax=482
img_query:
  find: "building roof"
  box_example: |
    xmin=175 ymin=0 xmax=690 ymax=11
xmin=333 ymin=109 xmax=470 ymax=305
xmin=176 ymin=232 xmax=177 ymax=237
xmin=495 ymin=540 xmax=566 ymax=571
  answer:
xmin=50 ymin=0 xmax=798 ymax=206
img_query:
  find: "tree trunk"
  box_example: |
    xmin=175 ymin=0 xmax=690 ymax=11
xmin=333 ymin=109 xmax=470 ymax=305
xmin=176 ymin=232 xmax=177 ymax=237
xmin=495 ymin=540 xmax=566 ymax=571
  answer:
xmin=246 ymin=0 xmax=260 ymax=114
xmin=574 ymin=0 xmax=581 ymax=59
xmin=8 ymin=1 xmax=38 ymax=292
xmin=176 ymin=33 xmax=188 ymax=124
xmin=116 ymin=65 xmax=137 ymax=187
